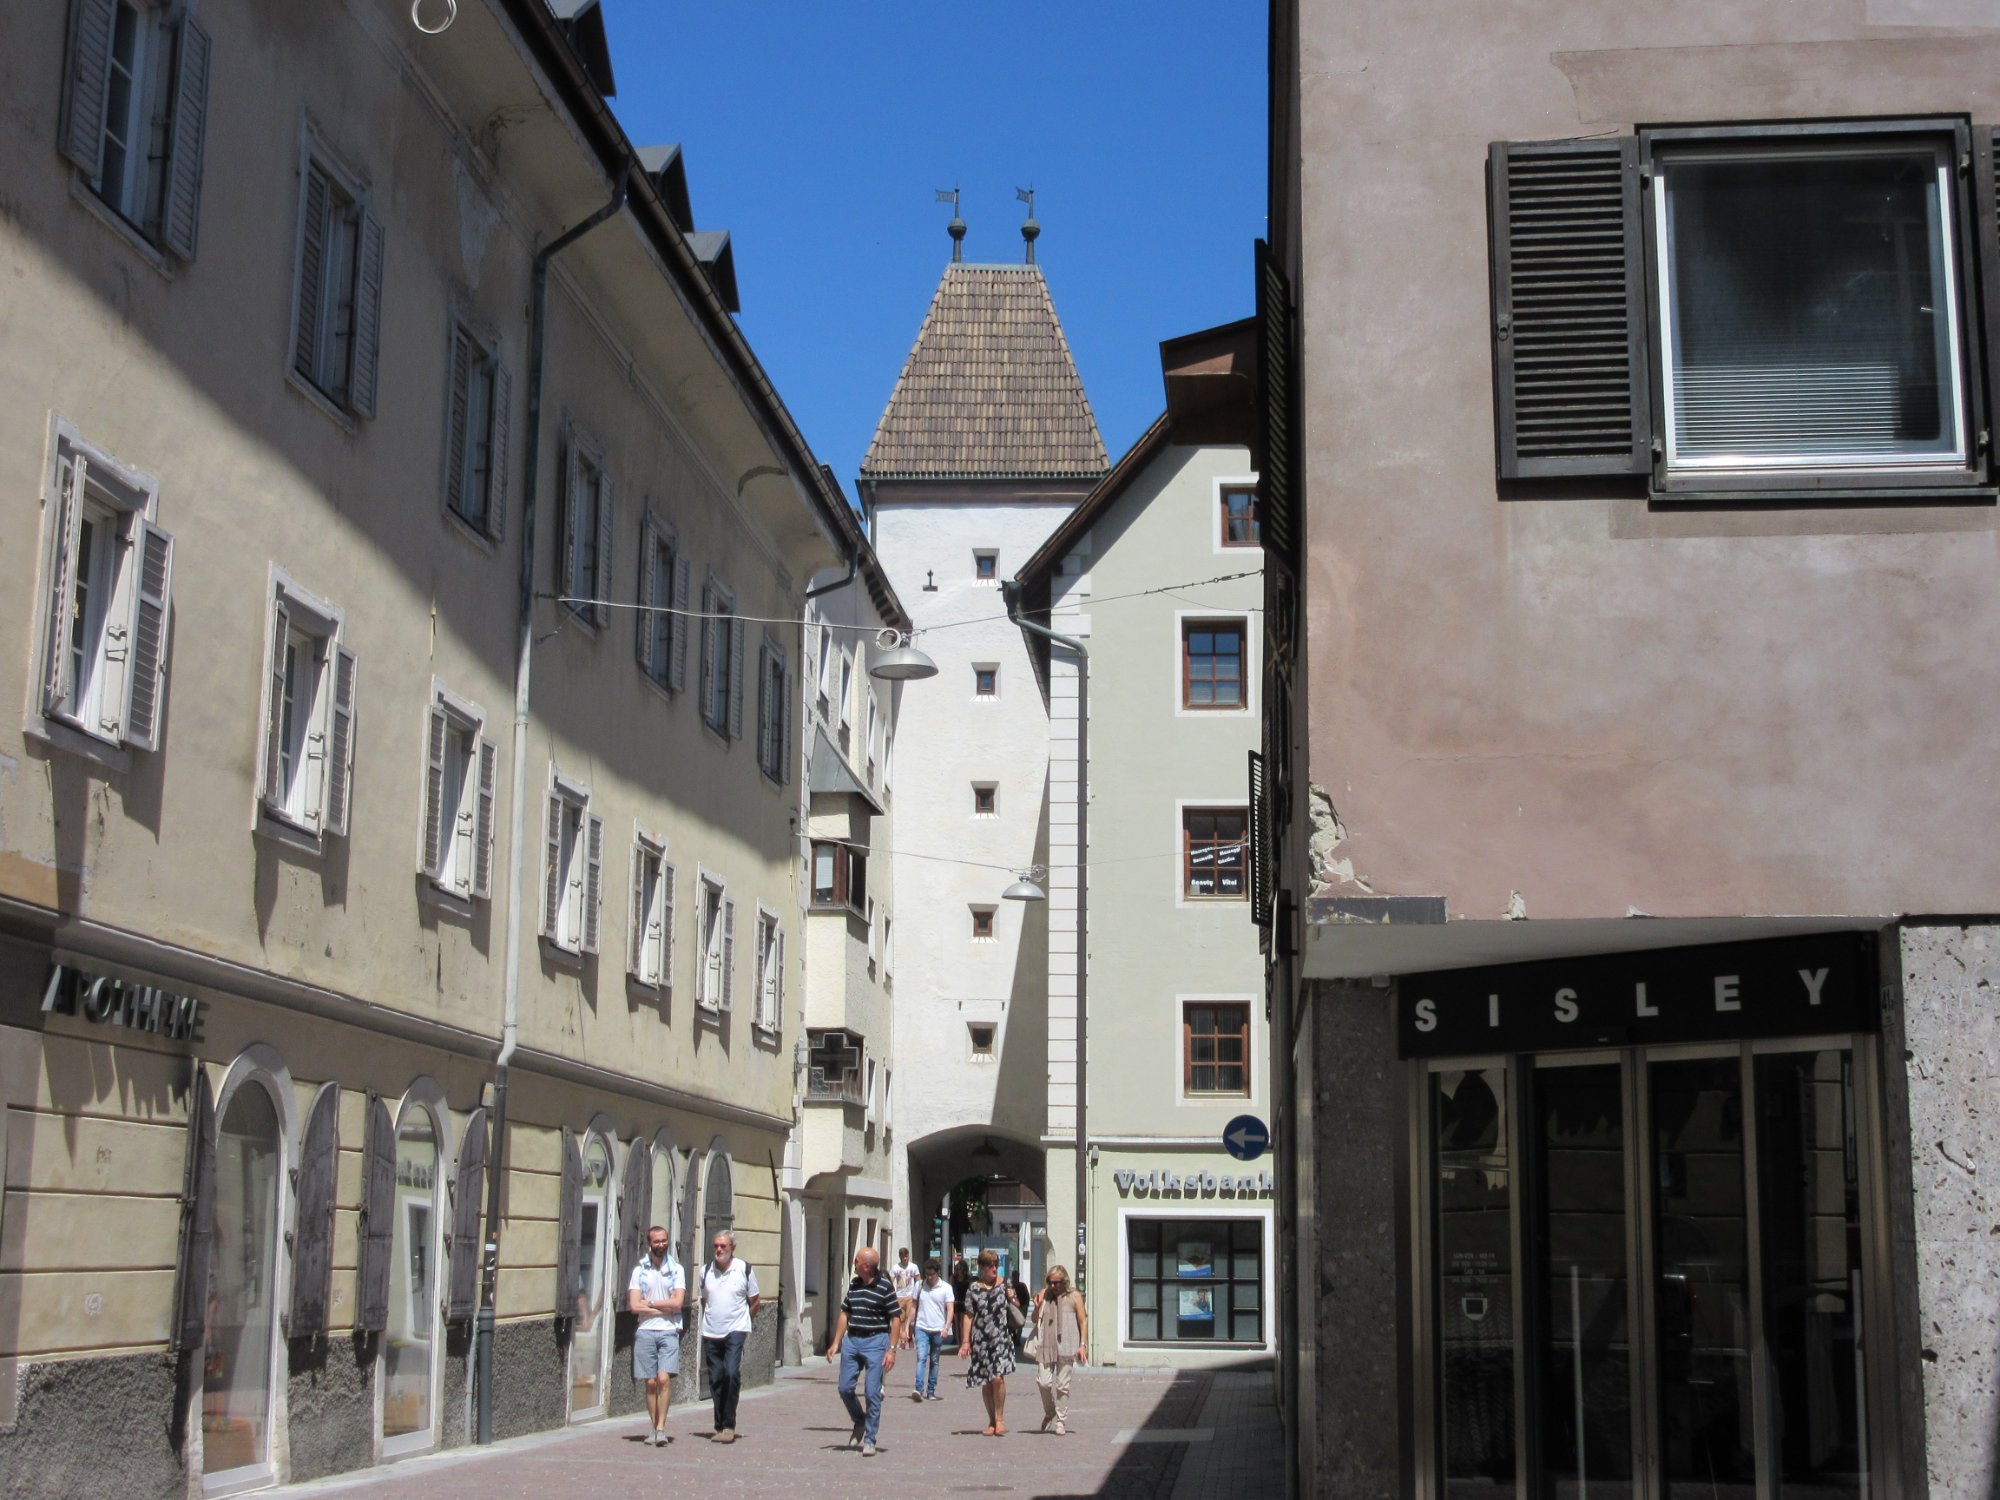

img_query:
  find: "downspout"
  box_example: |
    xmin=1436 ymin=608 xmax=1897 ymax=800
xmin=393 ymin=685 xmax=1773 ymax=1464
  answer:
xmin=1001 ymin=583 xmax=1090 ymax=1306
xmin=476 ymin=163 xmax=629 ymax=1447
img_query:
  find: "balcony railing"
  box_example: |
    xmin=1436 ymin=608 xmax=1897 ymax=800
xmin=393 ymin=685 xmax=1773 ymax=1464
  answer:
xmin=805 ymin=1067 xmax=865 ymax=1104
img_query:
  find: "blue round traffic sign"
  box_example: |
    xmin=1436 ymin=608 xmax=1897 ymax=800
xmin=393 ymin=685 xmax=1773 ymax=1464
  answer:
xmin=1222 ymin=1114 xmax=1270 ymax=1162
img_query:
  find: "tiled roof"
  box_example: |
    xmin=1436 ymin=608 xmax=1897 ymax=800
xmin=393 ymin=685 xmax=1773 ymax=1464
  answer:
xmin=861 ymin=263 xmax=1109 ymax=480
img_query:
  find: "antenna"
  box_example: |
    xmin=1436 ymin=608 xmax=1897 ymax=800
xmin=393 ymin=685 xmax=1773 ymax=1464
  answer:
xmin=1016 ymin=186 xmax=1039 ymax=264
xmin=937 ymin=187 xmax=966 ymax=263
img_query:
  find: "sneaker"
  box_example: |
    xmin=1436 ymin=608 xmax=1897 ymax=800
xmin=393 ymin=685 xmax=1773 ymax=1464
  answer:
xmin=849 ymin=1423 xmax=864 ymax=1449
xmin=862 ymin=1441 xmax=877 ymax=1457
xmin=1054 ymin=1421 xmax=1066 ymax=1436
xmin=926 ymin=1392 xmax=942 ymax=1401
xmin=911 ymin=1391 xmax=924 ymax=1403
xmin=652 ymin=1430 xmax=666 ymax=1447
xmin=714 ymin=1429 xmax=735 ymax=1444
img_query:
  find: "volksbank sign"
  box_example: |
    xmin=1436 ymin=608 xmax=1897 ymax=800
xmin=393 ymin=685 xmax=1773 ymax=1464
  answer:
xmin=1114 ymin=1167 xmax=1275 ymax=1198
xmin=1396 ymin=931 xmax=1877 ymax=1059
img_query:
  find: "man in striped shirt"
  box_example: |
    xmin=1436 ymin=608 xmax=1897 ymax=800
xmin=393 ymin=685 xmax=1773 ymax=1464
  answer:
xmin=825 ymin=1246 xmax=900 ymax=1456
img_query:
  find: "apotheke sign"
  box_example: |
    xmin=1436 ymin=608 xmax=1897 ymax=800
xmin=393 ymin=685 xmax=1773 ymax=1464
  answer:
xmin=1396 ymin=932 xmax=1876 ymax=1059
xmin=42 ymin=963 xmax=207 ymax=1043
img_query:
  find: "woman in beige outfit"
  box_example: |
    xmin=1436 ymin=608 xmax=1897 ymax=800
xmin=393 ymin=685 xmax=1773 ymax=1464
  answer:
xmin=1031 ymin=1265 xmax=1088 ymax=1435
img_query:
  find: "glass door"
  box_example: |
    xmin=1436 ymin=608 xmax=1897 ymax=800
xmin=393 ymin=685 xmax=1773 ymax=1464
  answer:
xmin=568 ymin=1135 xmax=611 ymax=1419
xmin=381 ymin=1105 xmax=440 ymax=1457
xmin=203 ymin=1082 xmax=281 ymax=1495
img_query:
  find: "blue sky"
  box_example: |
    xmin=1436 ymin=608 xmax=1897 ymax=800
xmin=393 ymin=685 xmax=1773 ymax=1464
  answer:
xmin=604 ymin=1 xmax=1267 ymax=500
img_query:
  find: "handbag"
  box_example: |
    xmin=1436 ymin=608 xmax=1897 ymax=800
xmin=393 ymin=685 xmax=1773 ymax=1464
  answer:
xmin=1003 ymin=1286 xmax=1026 ymax=1332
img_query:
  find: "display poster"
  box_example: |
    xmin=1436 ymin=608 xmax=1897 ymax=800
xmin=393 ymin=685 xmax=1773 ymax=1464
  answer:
xmin=1178 ymin=1287 xmax=1215 ymax=1322
xmin=1176 ymin=1241 xmax=1214 ymax=1277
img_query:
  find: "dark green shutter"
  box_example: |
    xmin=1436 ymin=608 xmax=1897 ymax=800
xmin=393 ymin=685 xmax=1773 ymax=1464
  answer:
xmin=446 ymin=1107 xmax=487 ymax=1323
xmin=354 ymin=1096 xmax=395 ymax=1334
xmin=1254 ymin=239 xmax=1299 ymax=571
xmin=288 ymin=1083 xmax=340 ymax=1339
xmin=170 ymin=1066 xmax=217 ymax=1354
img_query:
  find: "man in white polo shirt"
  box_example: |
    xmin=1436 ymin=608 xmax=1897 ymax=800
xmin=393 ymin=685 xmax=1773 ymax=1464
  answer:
xmin=699 ymin=1229 xmax=760 ymax=1443
xmin=626 ymin=1225 xmax=685 ymax=1448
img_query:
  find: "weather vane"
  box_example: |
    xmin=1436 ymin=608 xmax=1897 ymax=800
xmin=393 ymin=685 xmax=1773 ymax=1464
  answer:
xmin=1016 ymin=186 xmax=1039 ymax=264
xmin=937 ymin=187 xmax=966 ymax=262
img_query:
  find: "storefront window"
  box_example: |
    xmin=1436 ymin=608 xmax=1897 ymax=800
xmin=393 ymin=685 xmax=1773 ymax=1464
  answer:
xmin=650 ymin=1137 xmax=676 ymax=1253
xmin=703 ymin=1152 xmax=734 ymax=1250
xmin=382 ymin=1104 xmax=440 ymax=1452
xmin=1126 ymin=1218 xmax=1263 ymax=1344
xmin=203 ymin=1081 xmax=281 ymax=1487
xmin=1432 ymin=1067 xmax=1515 ymax=1495
xmin=569 ymin=1134 xmax=612 ymax=1417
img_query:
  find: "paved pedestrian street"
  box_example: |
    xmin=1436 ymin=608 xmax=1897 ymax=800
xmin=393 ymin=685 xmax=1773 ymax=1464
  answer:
xmin=269 ymin=1360 xmax=1281 ymax=1500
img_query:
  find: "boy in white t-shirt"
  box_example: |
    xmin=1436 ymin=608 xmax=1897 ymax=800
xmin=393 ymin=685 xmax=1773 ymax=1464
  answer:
xmin=908 ymin=1258 xmax=955 ymax=1401
xmin=626 ymin=1225 xmax=685 ymax=1447
xmin=889 ymin=1248 xmax=921 ymax=1349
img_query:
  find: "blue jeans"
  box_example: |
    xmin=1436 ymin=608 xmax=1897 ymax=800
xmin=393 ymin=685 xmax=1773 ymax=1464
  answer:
xmin=912 ymin=1328 xmax=942 ymax=1397
xmin=703 ymin=1330 xmax=747 ymax=1431
xmin=837 ymin=1332 xmax=890 ymax=1442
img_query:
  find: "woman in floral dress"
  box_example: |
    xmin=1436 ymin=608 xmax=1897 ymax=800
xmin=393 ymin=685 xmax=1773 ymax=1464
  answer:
xmin=956 ymin=1248 xmax=1019 ymax=1435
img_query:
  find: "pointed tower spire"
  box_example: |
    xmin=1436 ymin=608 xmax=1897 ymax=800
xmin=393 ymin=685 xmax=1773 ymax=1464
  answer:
xmin=936 ymin=187 xmax=966 ymax=263
xmin=1016 ymin=187 xmax=1039 ymax=264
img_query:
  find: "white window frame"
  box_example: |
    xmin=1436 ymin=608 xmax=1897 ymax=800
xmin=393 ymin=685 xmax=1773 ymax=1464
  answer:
xmin=837 ymin=647 xmax=854 ymax=729
xmin=972 ymin=662 xmax=999 ymax=701
xmin=972 ymin=548 xmax=999 ymax=585
xmin=864 ymin=686 xmax=880 ymax=781
xmin=881 ymin=912 xmax=894 ymax=986
xmin=1114 ymin=1206 xmax=1274 ymax=1357
xmin=967 ymin=1021 xmax=998 ymax=1061
xmin=26 ymin=419 xmax=173 ymax=766
xmin=1173 ymin=610 xmax=1256 ymax=719
xmin=628 ymin=827 xmax=674 ymax=990
xmin=865 ymin=896 xmax=879 ymax=971
xmin=540 ymin=769 xmax=602 ymax=957
xmin=971 ymin=782 xmax=998 ymax=819
xmin=288 ymin=126 xmax=381 ymax=423
xmin=970 ymin=904 xmax=998 ymax=943
xmin=420 ymin=683 xmax=494 ymax=905
xmin=441 ymin=308 xmax=509 ymax=543
xmin=752 ymin=904 xmax=783 ymax=1032
xmin=694 ymin=869 xmax=734 ymax=1012
xmin=814 ymin=617 xmax=836 ymax=712
xmin=256 ymin=571 xmax=355 ymax=845
xmin=1211 ymin=474 xmax=1262 ymax=555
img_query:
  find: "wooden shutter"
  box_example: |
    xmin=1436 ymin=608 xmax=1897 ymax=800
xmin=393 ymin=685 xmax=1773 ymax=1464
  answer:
xmin=728 ymin=613 xmax=747 ymax=741
xmin=324 ymin=644 xmax=357 ymax=836
xmin=351 ymin=211 xmax=386 ymax=419
xmin=628 ymin=840 xmax=647 ymax=978
xmin=721 ymin=898 xmax=736 ymax=1010
xmin=1253 ymin=240 xmax=1299 ymax=570
xmin=1972 ymin=127 xmax=2000 ymax=477
xmin=556 ymin=1128 xmax=583 ymax=1321
xmin=1248 ymin=749 xmax=1272 ymax=929
xmin=1488 ymin=137 xmax=1651 ymax=479
xmin=422 ymin=703 xmax=449 ymax=880
xmin=42 ymin=455 xmax=86 ymax=716
xmin=660 ymin=861 xmax=677 ymax=989
xmin=780 ymin=655 xmax=794 ymax=785
xmin=541 ymin=791 xmax=564 ymax=937
xmin=293 ymin=167 xmax=331 ymax=385
xmin=260 ymin=599 xmax=290 ymax=811
xmin=444 ymin=327 xmax=473 ymax=519
xmin=487 ymin=364 xmax=512 ymax=541
xmin=59 ymin=0 xmax=116 ymax=176
xmin=120 ymin=520 xmax=173 ymax=751
xmin=161 ymin=14 xmax=211 ymax=261
xmin=169 ymin=1065 xmax=216 ymax=1354
xmin=473 ymin=737 xmax=497 ymax=900
xmin=635 ymin=515 xmax=658 ymax=677
xmin=560 ymin=434 xmax=582 ymax=608
xmin=755 ymin=642 xmax=775 ymax=770
xmin=669 ymin=552 xmax=691 ymax=692
xmin=354 ymin=1096 xmax=395 ymax=1334
xmin=698 ymin=580 xmax=717 ymax=720
xmin=617 ymin=1140 xmax=649 ymax=1293
xmin=289 ymin=1082 xmax=340 ymax=1340
xmin=582 ymin=813 xmax=605 ymax=955
xmin=593 ymin=471 xmax=616 ymax=628
xmin=446 ymin=1107 xmax=487 ymax=1323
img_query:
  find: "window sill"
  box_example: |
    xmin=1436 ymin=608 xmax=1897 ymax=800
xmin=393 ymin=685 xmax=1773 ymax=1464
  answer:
xmin=752 ymin=1022 xmax=782 ymax=1044
xmin=638 ymin=669 xmax=677 ymax=707
xmin=1651 ymin=475 xmax=1996 ymax=505
xmin=418 ymin=879 xmax=476 ymax=919
xmin=24 ymin=715 xmax=133 ymax=776
xmin=695 ymin=1000 xmax=726 ymax=1024
xmin=540 ymin=937 xmax=585 ymax=969
xmin=1181 ymin=894 xmax=1250 ymax=904
xmin=442 ymin=504 xmax=500 ymax=555
xmin=68 ymin=174 xmax=175 ymax=279
xmin=627 ymin=971 xmax=664 ymax=994
xmin=255 ymin=810 xmax=327 ymax=856
xmin=284 ymin=366 xmax=360 ymax=435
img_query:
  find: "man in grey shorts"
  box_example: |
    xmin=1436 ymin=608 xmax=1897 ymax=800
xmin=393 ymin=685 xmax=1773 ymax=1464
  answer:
xmin=628 ymin=1224 xmax=685 ymax=1447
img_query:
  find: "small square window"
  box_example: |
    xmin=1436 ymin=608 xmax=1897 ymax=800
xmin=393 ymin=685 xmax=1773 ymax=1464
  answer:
xmin=974 ymin=665 xmax=998 ymax=699
xmin=972 ymin=784 xmax=997 ymax=816
xmin=968 ymin=1023 xmax=997 ymax=1058
xmin=1183 ymin=1001 xmax=1251 ymax=1096
xmin=970 ymin=908 xmax=995 ymax=940
xmin=1220 ymin=486 xmax=1260 ymax=547
xmin=974 ymin=550 xmax=998 ymax=582
xmin=1182 ymin=808 xmax=1248 ymax=900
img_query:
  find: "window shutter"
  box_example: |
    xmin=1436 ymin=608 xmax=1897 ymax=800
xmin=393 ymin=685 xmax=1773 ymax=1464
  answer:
xmin=1972 ymin=127 xmax=2000 ymax=474
xmin=161 ymin=15 xmax=211 ymax=261
xmin=1248 ymin=748 xmax=1272 ymax=928
xmin=755 ymin=642 xmax=775 ymax=770
xmin=698 ymin=580 xmax=717 ymax=716
xmin=324 ymin=645 xmax=357 ymax=837
xmin=260 ymin=599 xmax=290 ymax=811
xmin=541 ymin=791 xmax=564 ymax=937
xmin=628 ymin=842 xmax=648 ymax=978
xmin=660 ymin=861 xmax=676 ymax=988
xmin=635 ymin=515 xmax=658 ymax=677
xmin=355 ymin=1096 xmax=395 ymax=1334
xmin=721 ymin=898 xmax=736 ymax=1010
xmin=169 ymin=1065 xmax=216 ymax=1355
xmin=617 ymin=1139 xmax=648 ymax=1290
xmin=556 ymin=1128 xmax=583 ymax=1321
xmin=293 ymin=168 xmax=331 ymax=385
xmin=59 ymin=0 xmax=116 ymax=177
xmin=42 ymin=455 xmax=87 ymax=717
xmin=443 ymin=327 xmax=473 ymax=519
xmin=1487 ymin=137 xmax=1652 ymax=479
xmin=781 ymin=656 xmax=793 ymax=786
xmin=446 ymin=1107 xmax=487 ymax=1323
xmin=422 ymin=703 xmax=449 ymax=880
xmin=582 ymin=813 xmax=605 ymax=955
xmin=487 ymin=364 xmax=511 ymax=542
xmin=728 ymin=614 xmax=746 ymax=741
xmin=593 ymin=471 xmax=615 ymax=628
xmin=1253 ymin=239 xmax=1300 ymax=570
xmin=351 ymin=211 xmax=386 ymax=419
xmin=473 ymin=737 xmax=497 ymax=900
xmin=669 ymin=552 xmax=691 ymax=692
xmin=119 ymin=520 xmax=173 ymax=751
xmin=288 ymin=1082 xmax=340 ymax=1340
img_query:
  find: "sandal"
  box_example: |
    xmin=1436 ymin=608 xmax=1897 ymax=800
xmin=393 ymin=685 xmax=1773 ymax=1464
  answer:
xmin=980 ymin=1425 xmax=998 ymax=1437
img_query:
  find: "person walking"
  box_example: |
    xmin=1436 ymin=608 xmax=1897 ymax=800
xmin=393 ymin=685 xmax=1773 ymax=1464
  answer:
xmin=948 ymin=1253 xmax=972 ymax=1347
xmin=908 ymin=1258 xmax=954 ymax=1403
xmin=957 ymin=1248 xmax=1019 ymax=1436
xmin=626 ymin=1225 xmax=685 ymax=1448
xmin=825 ymin=1246 xmax=900 ymax=1456
xmin=1008 ymin=1269 xmax=1032 ymax=1357
xmin=889 ymin=1247 xmax=920 ymax=1349
xmin=1031 ymin=1265 xmax=1088 ymax=1436
xmin=698 ymin=1230 xmax=760 ymax=1444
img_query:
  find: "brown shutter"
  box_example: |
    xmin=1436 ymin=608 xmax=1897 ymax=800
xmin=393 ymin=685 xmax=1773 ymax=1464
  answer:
xmin=617 ymin=1139 xmax=649 ymax=1291
xmin=1254 ymin=239 xmax=1299 ymax=570
xmin=170 ymin=1066 xmax=217 ymax=1354
xmin=161 ymin=14 xmax=211 ymax=261
xmin=1488 ymin=137 xmax=1652 ymax=479
xmin=446 ymin=1107 xmax=487 ymax=1324
xmin=354 ymin=1096 xmax=396 ymax=1334
xmin=59 ymin=0 xmax=117 ymax=177
xmin=288 ymin=1083 xmax=340 ymax=1339
xmin=1971 ymin=126 xmax=2000 ymax=477
xmin=556 ymin=1128 xmax=583 ymax=1321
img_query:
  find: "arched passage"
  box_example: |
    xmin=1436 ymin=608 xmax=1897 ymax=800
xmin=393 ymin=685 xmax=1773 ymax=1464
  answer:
xmin=904 ymin=1125 xmax=1046 ymax=1282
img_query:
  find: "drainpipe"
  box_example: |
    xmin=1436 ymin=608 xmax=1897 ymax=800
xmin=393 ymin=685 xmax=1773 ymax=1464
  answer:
xmin=475 ymin=163 xmax=629 ymax=1447
xmin=1001 ymin=583 xmax=1089 ymax=1305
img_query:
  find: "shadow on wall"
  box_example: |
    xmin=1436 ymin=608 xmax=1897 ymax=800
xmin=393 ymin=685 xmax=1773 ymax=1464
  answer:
xmin=993 ymin=790 xmax=1052 ymax=1144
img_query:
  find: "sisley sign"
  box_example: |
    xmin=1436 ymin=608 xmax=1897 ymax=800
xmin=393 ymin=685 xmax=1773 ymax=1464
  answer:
xmin=1397 ymin=932 xmax=1876 ymax=1059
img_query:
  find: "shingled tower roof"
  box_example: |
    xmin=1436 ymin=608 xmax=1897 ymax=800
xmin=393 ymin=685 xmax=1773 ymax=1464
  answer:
xmin=861 ymin=263 xmax=1109 ymax=481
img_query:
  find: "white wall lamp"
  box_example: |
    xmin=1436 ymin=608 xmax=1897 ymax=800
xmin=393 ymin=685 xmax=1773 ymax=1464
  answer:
xmin=1002 ymin=865 xmax=1048 ymax=902
xmin=868 ymin=627 xmax=937 ymax=681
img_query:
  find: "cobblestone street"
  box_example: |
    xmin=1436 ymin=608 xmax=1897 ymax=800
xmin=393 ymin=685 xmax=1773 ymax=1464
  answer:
xmin=269 ymin=1361 xmax=1281 ymax=1500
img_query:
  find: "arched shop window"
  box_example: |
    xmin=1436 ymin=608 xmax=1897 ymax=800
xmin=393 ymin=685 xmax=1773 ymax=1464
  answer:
xmin=382 ymin=1087 xmax=447 ymax=1456
xmin=650 ymin=1131 xmax=677 ymax=1251
xmin=568 ymin=1128 xmax=615 ymax=1419
xmin=702 ymin=1150 xmax=734 ymax=1253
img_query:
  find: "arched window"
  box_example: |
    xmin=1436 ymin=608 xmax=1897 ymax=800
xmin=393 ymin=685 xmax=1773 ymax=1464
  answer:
xmin=702 ymin=1151 xmax=734 ymax=1254
xmin=382 ymin=1089 xmax=446 ymax=1456
xmin=569 ymin=1130 xmax=615 ymax=1419
xmin=649 ymin=1131 xmax=676 ymax=1250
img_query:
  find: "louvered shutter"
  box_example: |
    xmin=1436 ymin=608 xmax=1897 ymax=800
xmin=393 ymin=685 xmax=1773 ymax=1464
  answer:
xmin=351 ymin=211 xmax=386 ymax=419
xmin=582 ymin=813 xmax=605 ymax=955
xmin=617 ymin=1140 xmax=648 ymax=1294
xmin=1972 ymin=127 xmax=2000 ymax=476
xmin=447 ymin=1107 xmax=487 ymax=1323
xmin=59 ymin=0 xmax=116 ymax=177
xmin=720 ymin=898 xmax=736 ymax=1010
xmin=293 ymin=167 xmax=331 ymax=386
xmin=170 ymin=1066 xmax=216 ymax=1354
xmin=541 ymin=791 xmax=564 ymax=938
xmin=422 ymin=703 xmax=449 ymax=880
xmin=42 ymin=456 xmax=86 ymax=716
xmin=119 ymin=520 xmax=173 ymax=751
xmin=1248 ymin=749 xmax=1272 ymax=929
xmin=261 ymin=599 xmax=290 ymax=811
xmin=780 ymin=656 xmax=793 ymax=785
xmin=161 ymin=15 xmax=210 ymax=261
xmin=593 ymin=472 xmax=615 ymax=628
xmin=698 ymin=581 xmax=717 ymax=718
xmin=628 ymin=842 xmax=648 ymax=978
xmin=324 ymin=645 xmax=357 ymax=836
xmin=755 ymin=642 xmax=775 ymax=771
xmin=1253 ymin=240 xmax=1299 ymax=570
xmin=635 ymin=515 xmax=658 ymax=676
xmin=444 ymin=328 xmax=473 ymax=519
xmin=1488 ymin=138 xmax=1651 ymax=479
xmin=561 ymin=438 xmax=585 ymax=607
xmin=289 ymin=1083 xmax=340 ymax=1339
xmin=473 ymin=737 xmax=497 ymax=900
xmin=487 ymin=364 xmax=512 ymax=542
xmin=677 ymin=1148 xmax=702 ymax=1273
xmin=355 ymin=1096 xmax=395 ymax=1334
xmin=556 ymin=1128 xmax=584 ymax=1321
xmin=728 ymin=615 xmax=746 ymax=741
xmin=660 ymin=862 xmax=677 ymax=989
xmin=669 ymin=552 xmax=691 ymax=692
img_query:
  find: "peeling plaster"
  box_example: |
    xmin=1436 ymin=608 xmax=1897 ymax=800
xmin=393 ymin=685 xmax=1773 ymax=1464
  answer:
xmin=1307 ymin=782 xmax=1373 ymax=897
xmin=1504 ymin=891 xmax=1528 ymax=921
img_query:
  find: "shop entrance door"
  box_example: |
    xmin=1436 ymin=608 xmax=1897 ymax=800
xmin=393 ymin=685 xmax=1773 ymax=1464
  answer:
xmin=1421 ymin=1041 xmax=1883 ymax=1500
